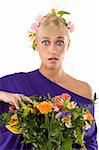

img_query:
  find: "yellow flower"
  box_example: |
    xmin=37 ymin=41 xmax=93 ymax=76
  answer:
xmin=67 ymin=101 xmax=76 ymax=109
xmin=6 ymin=114 xmax=21 ymax=134
xmin=6 ymin=124 xmax=21 ymax=134
xmin=27 ymin=31 xmax=36 ymax=42
xmin=61 ymin=115 xmax=72 ymax=128
xmin=36 ymin=101 xmax=52 ymax=114
xmin=51 ymin=9 xmax=57 ymax=15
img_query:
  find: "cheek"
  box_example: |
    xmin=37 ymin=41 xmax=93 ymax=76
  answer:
xmin=58 ymin=46 xmax=66 ymax=56
xmin=38 ymin=48 xmax=47 ymax=60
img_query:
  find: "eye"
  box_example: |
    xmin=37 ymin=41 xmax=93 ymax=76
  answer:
xmin=42 ymin=40 xmax=50 ymax=46
xmin=56 ymin=40 xmax=64 ymax=46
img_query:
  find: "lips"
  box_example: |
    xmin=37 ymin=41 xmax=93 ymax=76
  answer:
xmin=47 ymin=57 xmax=59 ymax=64
xmin=48 ymin=57 xmax=58 ymax=61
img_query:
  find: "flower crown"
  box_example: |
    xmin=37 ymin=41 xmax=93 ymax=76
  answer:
xmin=28 ymin=9 xmax=75 ymax=50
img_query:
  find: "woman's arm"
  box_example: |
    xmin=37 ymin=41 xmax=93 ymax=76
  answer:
xmin=81 ymin=82 xmax=98 ymax=149
xmin=0 ymin=91 xmax=33 ymax=109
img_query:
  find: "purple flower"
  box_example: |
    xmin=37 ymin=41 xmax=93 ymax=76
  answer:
xmin=14 ymin=110 xmax=18 ymax=113
xmin=56 ymin=110 xmax=71 ymax=119
xmin=61 ymin=111 xmax=71 ymax=118
xmin=55 ymin=112 xmax=62 ymax=118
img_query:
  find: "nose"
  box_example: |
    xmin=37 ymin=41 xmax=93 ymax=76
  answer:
xmin=48 ymin=44 xmax=57 ymax=54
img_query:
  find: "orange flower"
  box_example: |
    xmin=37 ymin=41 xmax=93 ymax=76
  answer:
xmin=8 ymin=114 xmax=18 ymax=126
xmin=84 ymin=112 xmax=94 ymax=122
xmin=11 ymin=114 xmax=18 ymax=120
xmin=36 ymin=101 xmax=52 ymax=114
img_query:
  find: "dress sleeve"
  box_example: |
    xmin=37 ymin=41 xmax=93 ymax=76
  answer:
xmin=0 ymin=77 xmax=10 ymax=115
xmin=84 ymin=104 xmax=98 ymax=150
xmin=0 ymin=78 xmax=3 ymax=115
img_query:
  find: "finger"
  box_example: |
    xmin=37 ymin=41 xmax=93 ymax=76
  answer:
xmin=18 ymin=94 xmax=33 ymax=104
xmin=13 ymin=99 xmax=19 ymax=110
xmin=15 ymin=94 xmax=27 ymax=108
xmin=10 ymin=97 xmax=19 ymax=110
xmin=22 ymin=95 xmax=33 ymax=104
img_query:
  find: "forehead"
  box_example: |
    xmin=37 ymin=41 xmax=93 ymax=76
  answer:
xmin=39 ymin=27 xmax=66 ymax=38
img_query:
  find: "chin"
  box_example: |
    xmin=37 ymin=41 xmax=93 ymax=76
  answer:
xmin=46 ymin=64 xmax=60 ymax=70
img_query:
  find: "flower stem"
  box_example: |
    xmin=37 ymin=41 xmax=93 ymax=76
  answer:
xmin=45 ymin=114 xmax=51 ymax=150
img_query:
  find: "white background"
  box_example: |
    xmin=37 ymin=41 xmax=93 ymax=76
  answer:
xmin=0 ymin=0 xmax=99 ymax=145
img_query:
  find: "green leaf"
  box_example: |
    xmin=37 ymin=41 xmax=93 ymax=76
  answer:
xmin=1 ymin=113 xmax=11 ymax=124
xmin=60 ymin=137 xmax=72 ymax=150
xmin=75 ymin=127 xmax=85 ymax=146
xmin=47 ymin=93 xmax=52 ymax=100
xmin=40 ymin=123 xmax=49 ymax=129
xmin=51 ymin=128 xmax=60 ymax=136
xmin=72 ymin=112 xmax=79 ymax=120
xmin=93 ymin=92 xmax=98 ymax=103
xmin=32 ymin=42 xmax=36 ymax=51
xmin=22 ymin=107 xmax=30 ymax=117
xmin=63 ymin=99 xmax=70 ymax=106
xmin=57 ymin=11 xmax=71 ymax=17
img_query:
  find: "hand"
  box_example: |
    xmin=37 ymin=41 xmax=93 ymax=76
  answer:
xmin=0 ymin=91 xmax=33 ymax=109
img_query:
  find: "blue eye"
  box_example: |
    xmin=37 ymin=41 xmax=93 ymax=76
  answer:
xmin=42 ymin=40 xmax=50 ymax=46
xmin=56 ymin=40 xmax=64 ymax=46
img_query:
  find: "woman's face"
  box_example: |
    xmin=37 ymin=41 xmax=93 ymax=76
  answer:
xmin=35 ymin=26 xmax=69 ymax=69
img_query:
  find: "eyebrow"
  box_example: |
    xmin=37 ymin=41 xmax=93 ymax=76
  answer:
xmin=41 ymin=36 xmax=64 ymax=39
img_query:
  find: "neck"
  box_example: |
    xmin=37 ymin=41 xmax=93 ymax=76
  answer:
xmin=39 ymin=65 xmax=65 ymax=82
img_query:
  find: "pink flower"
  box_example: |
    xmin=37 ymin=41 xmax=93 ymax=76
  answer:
xmin=67 ymin=21 xmax=75 ymax=32
xmin=31 ymin=23 xmax=38 ymax=31
xmin=54 ymin=93 xmax=71 ymax=105
xmin=55 ymin=93 xmax=71 ymax=100
xmin=35 ymin=15 xmax=43 ymax=25
xmin=61 ymin=93 xmax=71 ymax=100
xmin=9 ymin=105 xmax=16 ymax=111
xmin=30 ymin=15 xmax=43 ymax=32
xmin=52 ymin=102 xmax=62 ymax=110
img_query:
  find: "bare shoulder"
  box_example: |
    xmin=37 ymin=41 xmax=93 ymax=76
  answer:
xmin=64 ymin=73 xmax=93 ymax=99
xmin=77 ymin=80 xmax=93 ymax=99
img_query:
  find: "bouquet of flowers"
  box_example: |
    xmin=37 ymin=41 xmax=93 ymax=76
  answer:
xmin=0 ymin=93 xmax=95 ymax=150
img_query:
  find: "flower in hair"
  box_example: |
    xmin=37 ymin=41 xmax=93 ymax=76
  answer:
xmin=52 ymin=9 xmax=57 ymax=15
xmin=35 ymin=14 xmax=43 ymax=24
xmin=66 ymin=21 xmax=75 ymax=32
xmin=28 ymin=9 xmax=75 ymax=50
xmin=31 ymin=23 xmax=38 ymax=31
xmin=28 ymin=15 xmax=43 ymax=50
xmin=31 ymin=15 xmax=43 ymax=31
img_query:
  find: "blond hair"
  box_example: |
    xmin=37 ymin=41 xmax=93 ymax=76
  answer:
xmin=36 ymin=13 xmax=70 ymax=43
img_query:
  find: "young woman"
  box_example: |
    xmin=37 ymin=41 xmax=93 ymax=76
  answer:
xmin=0 ymin=10 xmax=98 ymax=150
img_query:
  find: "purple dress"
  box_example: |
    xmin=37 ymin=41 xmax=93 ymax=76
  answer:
xmin=0 ymin=69 xmax=98 ymax=150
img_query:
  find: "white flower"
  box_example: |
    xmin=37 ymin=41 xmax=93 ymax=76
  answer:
xmin=67 ymin=101 xmax=77 ymax=109
xmin=84 ymin=121 xmax=91 ymax=130
xmin=61 ymin=115 xmax=72 ymax=128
